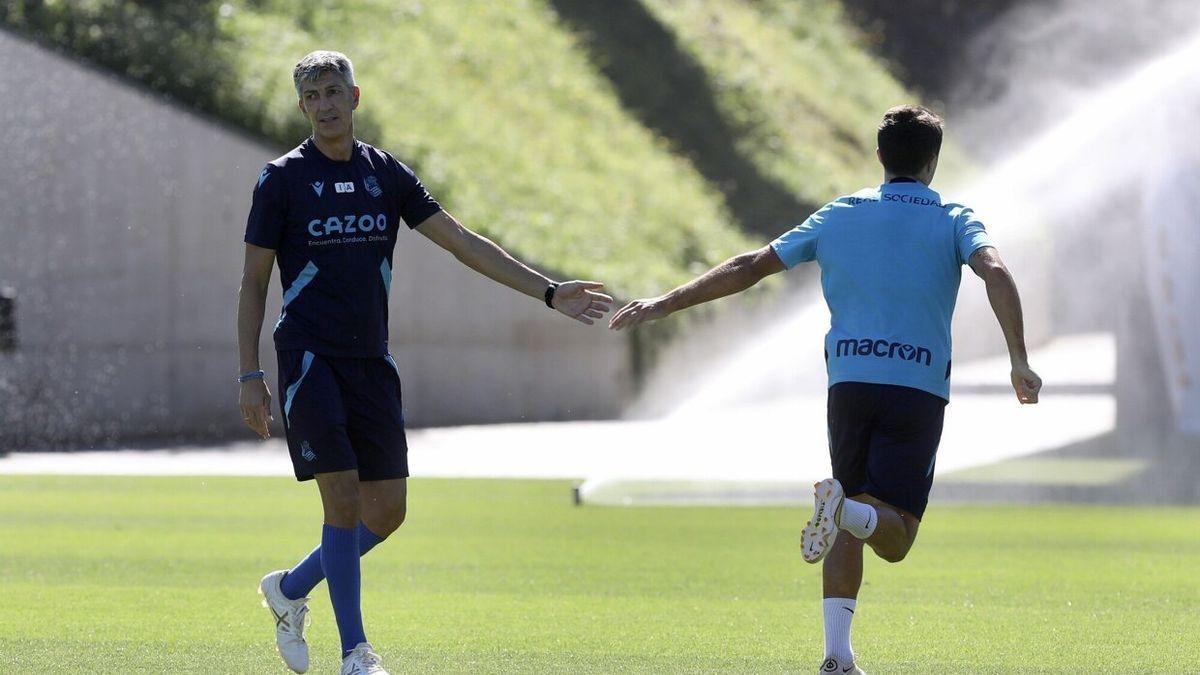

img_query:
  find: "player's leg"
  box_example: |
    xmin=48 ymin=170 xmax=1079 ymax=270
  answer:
xmin=345 ymin=353 xmax=410 ymax=539
xmin=856 ymin=384 xmax=945 ymax=563
xmin=261 ymin=351 xmax=357 ymax=673
xmin=313 ymin=469 xmax=373 ymax=660
xmin=276 ymin=520 xmax=388 ymax=602
xmin=274 ymin=486 xmax=397 ymax=607
xmin=821 ymin=533 xmax=865 ymax=674
xmin=330 ymin=355 xmax=409 ymax=675
xmin=853 ymin=493 xmax=920 ymax=563
xmin=822 ymin=531 xmax=864 ymax=598
xmin=277 ymin=476 xmax=401 ymax=605
xmin=809 ymin=382 xmax=878 ymax=674
xmin=260 ymin=351 xmax=371 ymax=671
xmin=277 ymin=472 xmax=395 ymax=603
xmin=804 ymin=384 xmax=875 ymax=563
xmin=359 ymin=478 xmax=407 ymax=538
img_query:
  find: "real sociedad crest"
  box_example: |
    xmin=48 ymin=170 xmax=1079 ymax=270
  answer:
xmin=365 ymin=175 xmax=383 ymax=198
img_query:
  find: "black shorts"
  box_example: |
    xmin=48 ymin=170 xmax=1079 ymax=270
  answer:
xmin=827 ymin=382 xmax=946 ymax=520
xmin=276 ymin=350 xmax=409 ymax=482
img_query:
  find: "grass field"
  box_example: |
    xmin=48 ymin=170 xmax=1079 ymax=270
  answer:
xmin=2 ymin=476 xmax=1197 ymax=673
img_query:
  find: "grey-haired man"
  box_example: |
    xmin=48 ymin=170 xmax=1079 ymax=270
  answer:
xmin=237 ymin=50 xmax=612 ymax=674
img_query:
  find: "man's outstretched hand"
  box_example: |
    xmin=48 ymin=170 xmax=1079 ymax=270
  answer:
xmin=608 ymin=298 xmax=669 ymax=331
xmin=553 ymin=281 xmax=614 ymax=325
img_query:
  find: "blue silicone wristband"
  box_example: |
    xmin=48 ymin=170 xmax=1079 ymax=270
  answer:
xmin=237 ymin=370 xmax=265 ymax=383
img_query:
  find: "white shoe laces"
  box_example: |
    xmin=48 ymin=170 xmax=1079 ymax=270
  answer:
xmin=347 ymin=645 xmax=385 ymax=674
xmin=276 ymin=600 xmax=310 ymax=639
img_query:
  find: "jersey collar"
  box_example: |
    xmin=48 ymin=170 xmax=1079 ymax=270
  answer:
xmin=304 ymin=137 xmax=362 ymax=165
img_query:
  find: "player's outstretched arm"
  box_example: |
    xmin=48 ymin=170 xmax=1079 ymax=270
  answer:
xmin=237 ymin=243 xmax=277 ymax=438
xmin=968 ymin=246 xmax=1042 ymax=404
xmin=609 ymin=245 xmax=785 ymax=331
xmin=415 ymin=210 xmax=613 ymax=325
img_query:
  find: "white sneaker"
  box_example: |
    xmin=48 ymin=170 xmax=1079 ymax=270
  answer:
xmin=259 ymin=570 xmax=310 ymax=673
xmin=819 ymin=656 xmax=865 ymax=674
xmin=801 ymin=478 xmax=845 ymax=563
xmin=341 ymin=643 xmax=388 ymax=675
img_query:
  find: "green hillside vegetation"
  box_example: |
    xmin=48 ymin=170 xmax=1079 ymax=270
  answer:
xmin=643 ymin=0 xmax=910 ymax=207
xmin=223 ymin=0 xmax=757 ymax=297
xmin=3 ymin=0 xmax=927 ymax=297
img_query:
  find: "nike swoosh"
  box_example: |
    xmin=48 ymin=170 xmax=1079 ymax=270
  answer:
xmin=842 ymin=666 xmax=854 ymax=673
xmin=843 ymin=606 xmax=854 ymax=614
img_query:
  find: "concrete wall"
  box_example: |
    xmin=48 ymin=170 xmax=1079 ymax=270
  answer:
xmin=0 ymin=31 xmax=631 ymax=448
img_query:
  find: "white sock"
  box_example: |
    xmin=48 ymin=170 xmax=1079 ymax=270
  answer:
xmin=839 ymin=499 xmax=877 ymax=539
xmin=823 ymin=597 xmax=856 ymax=663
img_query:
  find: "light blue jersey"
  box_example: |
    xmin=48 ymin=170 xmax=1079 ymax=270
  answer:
xmin=770 ymin=179 xmax=993 ymax=400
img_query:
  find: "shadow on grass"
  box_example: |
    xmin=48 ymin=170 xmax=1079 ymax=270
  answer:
xmin=549 ymin=0 xmax=812 ymax=238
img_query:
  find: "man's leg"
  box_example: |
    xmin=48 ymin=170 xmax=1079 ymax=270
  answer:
xmin=825 ymin=492 xmax=916 ymax=590
xmin=314 ymin=469 xmax=369 ymax=658
xmin=279 ymin=525 xmax=385 ymax=600
xmin=814 ymin=383 xmax=877 ymax=671
xmin=851 ymin=383 xmax=942 ymax=564
xmin=359 ymin=478 xmax=407 ymax=537
xmin=277 ymin=477 xmax=406 ymax=601
xmin=822 ymin=529 xmax=864 ymax=668
xmin=818 ymin=494 xmax=919 ymax=671
xmin=815 ymin=383 xmax=938 ymax=671
xmin=850 ymin=493 xmax=920 ymax=563
xmin=264 ymin=350 xmax=369 ymax=673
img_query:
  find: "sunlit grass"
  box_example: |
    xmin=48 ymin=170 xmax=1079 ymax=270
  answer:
xmin=1 ymin=476 xmax=1196 ymax=673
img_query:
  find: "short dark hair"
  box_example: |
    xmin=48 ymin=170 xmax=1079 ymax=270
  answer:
xmin=877 ymin=105 xmax=943 ymax=176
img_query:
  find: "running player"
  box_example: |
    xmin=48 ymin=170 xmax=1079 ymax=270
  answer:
xmin=237 ymin=51 xmax=613 ymax=675
xmin=609 ymin=105 xmax=1042 ymax=674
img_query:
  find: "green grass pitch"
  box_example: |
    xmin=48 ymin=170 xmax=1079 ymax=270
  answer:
xmin=1 ymin=476 xmax=1197 ymax=673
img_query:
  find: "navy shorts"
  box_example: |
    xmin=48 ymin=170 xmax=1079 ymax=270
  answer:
xmin=827 ymin=382 xmax=946 ymax=520
xmin=276 ymin=350 xmax=409 ymax=482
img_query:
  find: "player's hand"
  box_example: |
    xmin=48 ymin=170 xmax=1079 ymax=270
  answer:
xmin=1010 ymin=362 xmax=1042 ymax=404
xmin=609 ymin=297 xmax=669 ymax=331
xmin=239 ymin=378 xmax=274 ymax=439
xmin=553 ymin=280 xmax=614 ymax=325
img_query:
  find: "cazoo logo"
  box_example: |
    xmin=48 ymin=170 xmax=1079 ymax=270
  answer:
xmin=835 ymin=337 xmax=932 ymax=366
xmin=308 ymin=213 xmax=388 ymax=237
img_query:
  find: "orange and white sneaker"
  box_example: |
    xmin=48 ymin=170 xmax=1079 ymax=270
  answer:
xmin=801 ymin=478 xmax=844 ymax=563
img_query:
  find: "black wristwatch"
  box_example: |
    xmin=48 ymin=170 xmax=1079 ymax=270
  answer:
xmin=544 ymin=282 xmax=559 ymax=309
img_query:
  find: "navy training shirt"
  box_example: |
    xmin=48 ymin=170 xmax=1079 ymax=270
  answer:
xmin=245 ymin=138 xmax=442 ymax=358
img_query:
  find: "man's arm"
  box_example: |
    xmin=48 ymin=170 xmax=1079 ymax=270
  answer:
xmin=415 ymin=210 xmax=612 ymax=324
xmin=237 ymin=243 xmax=276 ymax=438
xmin=968 ymin=246 xmax=1042 ymax=404
xmin=609 ymin=245 xmax=785 ymax=331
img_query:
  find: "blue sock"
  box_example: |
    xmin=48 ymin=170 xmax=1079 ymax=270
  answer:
xmin=320 ymin=524 xmax=367 ymax=656
xmin=280 ymin=523 xmax=386 ymax=600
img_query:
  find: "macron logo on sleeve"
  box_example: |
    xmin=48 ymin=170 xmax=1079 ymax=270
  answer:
xmin=311 ymin=182 xmax=324 ymax=197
